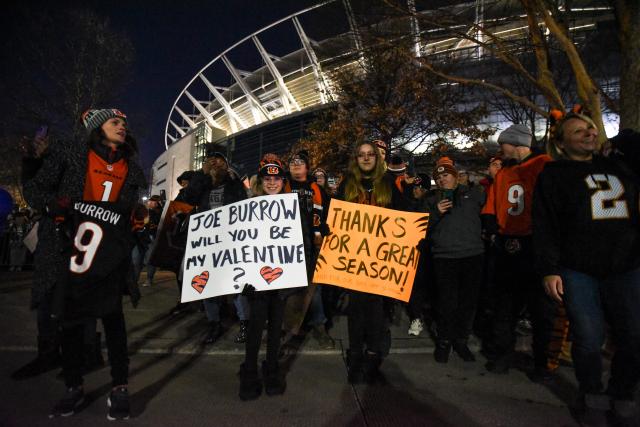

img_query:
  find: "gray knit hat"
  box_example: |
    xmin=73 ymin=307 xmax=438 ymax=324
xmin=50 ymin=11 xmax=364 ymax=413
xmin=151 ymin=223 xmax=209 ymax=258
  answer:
xmin=497 ymin=124 xmax=532 ymax=147
xmin=82 ymin=109 xmax=127 ymax=132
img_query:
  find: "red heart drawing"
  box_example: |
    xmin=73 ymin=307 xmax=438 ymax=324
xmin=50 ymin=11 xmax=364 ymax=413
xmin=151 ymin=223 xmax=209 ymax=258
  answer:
xmin=260 ymin=266 xmax=283 ymax=284
xmin=191 ymin=271 xmax=209 ymax=293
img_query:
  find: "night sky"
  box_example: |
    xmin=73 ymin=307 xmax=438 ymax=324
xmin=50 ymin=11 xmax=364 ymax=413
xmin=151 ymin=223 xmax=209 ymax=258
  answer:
xmin=3 ymin=0 xmax=321 ymax=170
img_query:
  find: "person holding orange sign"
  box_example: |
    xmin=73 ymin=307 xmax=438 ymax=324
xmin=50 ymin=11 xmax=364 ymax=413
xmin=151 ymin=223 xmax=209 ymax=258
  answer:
xmin=335 ymin=140 xmax=405 ymax=384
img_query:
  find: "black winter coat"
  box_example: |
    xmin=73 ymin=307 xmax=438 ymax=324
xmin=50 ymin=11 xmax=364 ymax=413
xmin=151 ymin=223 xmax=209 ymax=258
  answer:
xmin=22 ymin=139 xmax=146 ymax=308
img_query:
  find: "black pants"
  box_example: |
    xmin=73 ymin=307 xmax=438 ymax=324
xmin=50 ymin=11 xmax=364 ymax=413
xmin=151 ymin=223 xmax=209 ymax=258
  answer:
xmin=62 ymin=310 xmax=129 ymax=388
xmin=244 ymin=291 xmax=285 ymax=371
xmin=433 ymin=254 xmax=484 ymax=342
xmin=347 ymin=291 xmax=385 ymax=354
xmin=36 ymin=291 xmax=59 ymax=352
xmin=488 ymin=237 xmax=556 ymax=368
xmin=407 ymin=252 xmax=430 ymax=321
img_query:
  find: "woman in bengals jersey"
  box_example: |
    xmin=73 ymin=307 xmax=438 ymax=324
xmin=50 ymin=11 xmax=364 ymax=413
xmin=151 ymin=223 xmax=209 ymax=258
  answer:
xmin=533 ymin=112 xmax=640 ymax=426
xmin=22 ymin=109 xmax=145 ymax=420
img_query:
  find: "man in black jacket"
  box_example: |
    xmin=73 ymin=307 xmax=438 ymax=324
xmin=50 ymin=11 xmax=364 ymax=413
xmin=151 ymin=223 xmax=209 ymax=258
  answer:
xmin=180 ymin=144 xmax=248 ymax=344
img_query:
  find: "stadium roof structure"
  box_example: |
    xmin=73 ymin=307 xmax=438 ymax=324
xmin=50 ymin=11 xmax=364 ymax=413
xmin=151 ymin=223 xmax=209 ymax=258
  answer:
xmin=164 ymin=0 xmax=616 ymax=149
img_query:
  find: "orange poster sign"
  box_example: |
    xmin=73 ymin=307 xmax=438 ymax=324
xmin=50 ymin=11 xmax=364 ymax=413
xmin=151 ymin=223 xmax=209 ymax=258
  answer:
xmin=313 ymin=199 xmax=429 ymax=302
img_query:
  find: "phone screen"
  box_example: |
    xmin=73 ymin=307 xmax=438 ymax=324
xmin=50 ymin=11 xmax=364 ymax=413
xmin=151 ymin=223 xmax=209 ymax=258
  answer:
xmin=35 ymin=125 xmax=48 ymax=139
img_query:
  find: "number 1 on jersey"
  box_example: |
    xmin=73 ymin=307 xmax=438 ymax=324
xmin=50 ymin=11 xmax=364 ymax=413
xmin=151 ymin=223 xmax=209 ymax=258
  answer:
xmin=101 ymin=181 xmax=113 ymax=201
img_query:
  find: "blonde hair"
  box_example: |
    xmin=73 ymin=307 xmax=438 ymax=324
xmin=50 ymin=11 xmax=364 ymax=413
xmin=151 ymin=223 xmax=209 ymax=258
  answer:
xmin=343 ymin=141 xmax=391 ymax=206
xmin=547 ymin=113 xmax=597 ymax=160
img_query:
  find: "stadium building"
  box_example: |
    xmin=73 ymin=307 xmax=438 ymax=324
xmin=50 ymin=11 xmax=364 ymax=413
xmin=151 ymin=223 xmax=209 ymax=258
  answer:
xmin=150 ymin=0 xmax=618 ymax=199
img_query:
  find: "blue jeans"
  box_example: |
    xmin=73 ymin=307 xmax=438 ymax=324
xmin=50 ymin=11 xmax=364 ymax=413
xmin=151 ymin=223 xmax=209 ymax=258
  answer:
xmin=234 ymin=295 xmax=250 ymax=321
xmin=204 ymin=296 xmax=250 ymax=323
xmin=561 ymin=266 xmax=640 ymax=398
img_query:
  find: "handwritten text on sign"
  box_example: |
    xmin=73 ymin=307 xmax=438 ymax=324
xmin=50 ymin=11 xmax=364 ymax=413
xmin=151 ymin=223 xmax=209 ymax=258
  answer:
xmin=313 ymin=199 xmax=428 ymax=302
xmin=181 ymin=193 xmax=308 ymax=302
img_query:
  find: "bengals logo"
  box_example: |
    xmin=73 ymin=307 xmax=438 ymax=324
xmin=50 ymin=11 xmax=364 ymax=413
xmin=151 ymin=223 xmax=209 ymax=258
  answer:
xmin=191 ymin=271 xmax=209 ymax=293
xmin=266 ymin=166 xmax=280 ymax=175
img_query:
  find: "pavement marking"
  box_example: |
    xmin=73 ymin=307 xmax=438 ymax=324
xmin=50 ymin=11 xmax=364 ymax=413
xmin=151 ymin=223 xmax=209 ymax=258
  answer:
xmin=0 ymin=345 xmax=444 ymax=356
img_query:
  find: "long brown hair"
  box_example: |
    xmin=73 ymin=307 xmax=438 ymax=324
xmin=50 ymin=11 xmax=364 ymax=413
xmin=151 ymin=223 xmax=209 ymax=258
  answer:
xmin=343 ymin=141 xmax=391 ymax=206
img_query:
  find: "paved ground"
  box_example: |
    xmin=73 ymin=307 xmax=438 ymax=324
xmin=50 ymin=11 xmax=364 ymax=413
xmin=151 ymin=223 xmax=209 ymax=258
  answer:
xmin=1 ymin=270 xmax=585 ymax=426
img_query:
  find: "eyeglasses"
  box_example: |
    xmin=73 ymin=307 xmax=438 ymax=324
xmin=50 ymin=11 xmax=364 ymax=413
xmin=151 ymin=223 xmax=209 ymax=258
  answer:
xmin=289 ymin=159 xmax=306 ymax=166
xmin=357 ymin=152 xmax=376 ymax=159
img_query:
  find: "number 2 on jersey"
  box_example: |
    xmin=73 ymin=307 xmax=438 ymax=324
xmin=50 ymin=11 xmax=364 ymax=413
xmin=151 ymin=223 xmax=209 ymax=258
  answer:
xmin=585 ymin=174 xmax=629 ymax=220
xmin=69 ymin=221 xmax=104 ymax=274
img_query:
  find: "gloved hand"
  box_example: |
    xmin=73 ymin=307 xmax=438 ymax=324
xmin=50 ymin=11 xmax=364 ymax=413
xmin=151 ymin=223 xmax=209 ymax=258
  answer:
xmin=241 ymin=284 xmax=256 ymax=298
xmin=46 ymin=196 xmax=72 ymax=224
xmin=319 ymin=223 xmax=331 ymax=237
xmin=416 ymin=238 xmax=428 ymax=253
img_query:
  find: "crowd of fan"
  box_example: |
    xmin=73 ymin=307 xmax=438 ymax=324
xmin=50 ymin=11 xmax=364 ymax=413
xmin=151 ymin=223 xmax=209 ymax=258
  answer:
xmin=9 ymin=106 xmax=640 ymax=425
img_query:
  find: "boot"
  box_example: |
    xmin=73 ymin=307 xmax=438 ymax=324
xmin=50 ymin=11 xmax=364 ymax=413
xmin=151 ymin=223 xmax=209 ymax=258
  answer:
xmin=202 ymin=321 xmax=223 ymax=345
xmin=262 ymin=361 xmax=286 ymax=396
xmin=452 ymin=339 xmax=475 ymax=362
xmin=347 ymin=349 xmax=364 ymax=384
xmin=434 ymin=340 xmax=451 ymax=364
xmin=363 ymin=351 xmax=382 ymax=384
xmin=234 ymin=321 xmax=248 ymax=344
xmin=11 ymin=336 xmax=61 ymax=380
xmin=238 ymin=363 xmax=262 ymax=401
xmin=83 ymin=332 xmax=105 ymax=374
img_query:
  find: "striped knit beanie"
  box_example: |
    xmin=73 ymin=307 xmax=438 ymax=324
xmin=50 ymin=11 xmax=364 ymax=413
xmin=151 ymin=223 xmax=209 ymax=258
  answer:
xmin=82 ymin=109 xmax=127 ymax=132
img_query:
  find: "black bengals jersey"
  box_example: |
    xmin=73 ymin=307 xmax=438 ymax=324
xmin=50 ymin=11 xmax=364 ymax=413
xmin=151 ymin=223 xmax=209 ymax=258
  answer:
xmin=63 ymin=201 xmax=133 ymax=318
xmin=533 ymin=155 xmax=640 ymax=278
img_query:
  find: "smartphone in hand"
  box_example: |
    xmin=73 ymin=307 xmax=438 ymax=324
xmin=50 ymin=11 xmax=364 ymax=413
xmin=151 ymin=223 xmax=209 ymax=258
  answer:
xmin=35 ymin=125 xmax=49 ymax=139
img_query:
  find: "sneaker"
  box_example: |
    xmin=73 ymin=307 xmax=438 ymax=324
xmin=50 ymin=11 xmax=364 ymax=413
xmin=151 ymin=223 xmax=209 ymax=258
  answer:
xmin=234 ymin=321 xmax=248 ymax=344
xmin=142 ymin=281 xmax=151 ymax=287
xmin=312 ymin=325 xmax=335 ymax=350
xmin=408 ymin=319 xmax=424 ymax=336
xmin=49 ymin=386 xmax=84 ymax=418
xmin=107 ymin=386 xmax=130 ymax=420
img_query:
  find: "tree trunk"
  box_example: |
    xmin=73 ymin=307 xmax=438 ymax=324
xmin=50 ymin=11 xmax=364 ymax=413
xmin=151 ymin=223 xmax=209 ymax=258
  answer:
xmin=614 ymin=0 xmax=640 ymax=131
xmin=534 ymin=0 xmax=607 ymax=144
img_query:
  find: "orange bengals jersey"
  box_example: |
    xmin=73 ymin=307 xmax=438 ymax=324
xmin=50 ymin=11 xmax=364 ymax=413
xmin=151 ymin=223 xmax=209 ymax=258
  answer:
xmin=83 ymin=149 xmax=129 ymax=202
xmin=481 ymin=153 xmax=551 ymax=236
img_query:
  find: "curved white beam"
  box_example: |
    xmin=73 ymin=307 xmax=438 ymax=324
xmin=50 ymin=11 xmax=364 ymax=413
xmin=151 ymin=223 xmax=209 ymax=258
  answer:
xmin=221 ymin=55 xmax=270 ymax=125
xmin=199 ymin=74 xmax=249 ymax=133
xmin=293 ymin=16 xmax=333 ymax=103
xmin=252 ymin=35 xmax=301 ymax=114
xmin=184 ymin=90 xmax=223 ymax=130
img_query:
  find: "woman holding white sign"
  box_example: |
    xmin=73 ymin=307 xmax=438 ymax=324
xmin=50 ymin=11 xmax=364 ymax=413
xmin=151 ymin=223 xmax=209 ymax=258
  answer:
xmin=238 ymin=153 xmax=313 ymax=401
xmin=336 ymin=140 xmax=405 ymax=384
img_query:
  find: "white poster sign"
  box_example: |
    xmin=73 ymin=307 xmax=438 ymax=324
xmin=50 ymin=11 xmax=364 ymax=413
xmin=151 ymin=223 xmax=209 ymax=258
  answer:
xmin=181 ymin=193 xmax=308 ymax=302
